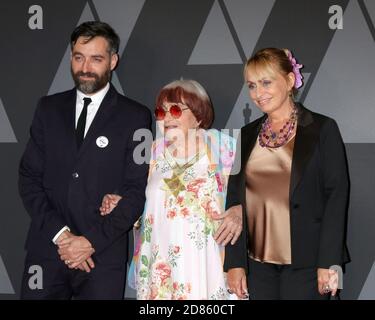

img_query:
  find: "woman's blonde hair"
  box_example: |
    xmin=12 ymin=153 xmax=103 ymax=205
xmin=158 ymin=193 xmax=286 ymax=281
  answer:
xmin=244 ymin=48 xmax=300 ymax=96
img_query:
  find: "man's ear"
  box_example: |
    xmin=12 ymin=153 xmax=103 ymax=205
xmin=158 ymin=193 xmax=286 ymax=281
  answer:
xmin=110 ymin=53 xmax=119 ymax=71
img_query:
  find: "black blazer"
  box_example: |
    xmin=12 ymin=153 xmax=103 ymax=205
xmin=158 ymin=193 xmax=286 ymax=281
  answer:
xmin=224 ymin=104 xmax=350 ymax=271
xmin=19 ymin=84 xmax=152 ymax=265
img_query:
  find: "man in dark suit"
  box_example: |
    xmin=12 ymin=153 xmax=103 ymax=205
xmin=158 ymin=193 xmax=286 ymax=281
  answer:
xmin=19 ymin=21 xmax=151 ymax=299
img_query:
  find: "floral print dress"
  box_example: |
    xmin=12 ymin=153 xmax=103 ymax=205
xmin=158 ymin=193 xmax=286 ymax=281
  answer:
xmin=129 ymin=129 xmax=236 ymax=300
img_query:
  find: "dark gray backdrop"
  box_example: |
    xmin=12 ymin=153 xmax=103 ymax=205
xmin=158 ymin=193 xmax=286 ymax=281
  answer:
xmin=0 ymin=0 xmax=374 ymax=299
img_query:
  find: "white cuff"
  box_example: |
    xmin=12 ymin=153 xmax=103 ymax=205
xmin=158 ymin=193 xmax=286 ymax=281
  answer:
xmin=52 ymin=226 xmax=70 ymax=244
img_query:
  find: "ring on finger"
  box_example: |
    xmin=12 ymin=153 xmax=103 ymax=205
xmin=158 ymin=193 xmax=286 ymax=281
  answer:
xmin=323 ymin=284 xmax=331 ymax=293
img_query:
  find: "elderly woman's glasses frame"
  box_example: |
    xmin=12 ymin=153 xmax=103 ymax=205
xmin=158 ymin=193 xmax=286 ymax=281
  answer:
xmin=154 ymin=104 xmax=189 ymax=120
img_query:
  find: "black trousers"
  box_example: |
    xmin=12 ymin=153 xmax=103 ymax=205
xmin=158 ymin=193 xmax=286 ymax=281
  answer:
xmin=20 ymin=253 xmax=126 ymax=300
xmin=248 ymin=258 xmax=330 ymax=300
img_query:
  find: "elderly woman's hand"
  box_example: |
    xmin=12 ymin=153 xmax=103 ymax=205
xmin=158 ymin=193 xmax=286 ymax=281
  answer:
xmin=99 ymin=194 xmax=122 ymax=216
xmin=213 ymin=205 xmax=242 ymax=245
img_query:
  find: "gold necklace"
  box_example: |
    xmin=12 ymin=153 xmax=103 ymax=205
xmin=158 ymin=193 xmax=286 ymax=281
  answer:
xmin=163 ymin=148 xmax=202 ymax=198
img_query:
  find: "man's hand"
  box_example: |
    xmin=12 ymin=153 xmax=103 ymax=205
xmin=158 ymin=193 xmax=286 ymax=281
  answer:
xmin=57 ymin=235 xmax=95 ymax=270
xmin=227 ymin=267 xmax=248 ymax=299
xmin=213 ymin=205 xmax=242 ymax=245
xmin=56 ymin=231 xmax=95 ymax=272
xmin=55 ymin=229 xmax=71 ymax=243
xmin=75 ymin=258 xmax=95 ymax=273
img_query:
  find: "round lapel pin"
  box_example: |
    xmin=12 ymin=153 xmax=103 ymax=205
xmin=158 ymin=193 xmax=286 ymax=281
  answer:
xmin=96 ymin=136 xmax=109 ymax=148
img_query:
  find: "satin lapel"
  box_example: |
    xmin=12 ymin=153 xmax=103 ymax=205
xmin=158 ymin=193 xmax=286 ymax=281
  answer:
xmin=289 ymin=104 xmax=321 ymax=198
xmin=77 ymin=85 xmax=118 ymax=159
xmin=61 ymin=88 xmax=78 ymax=155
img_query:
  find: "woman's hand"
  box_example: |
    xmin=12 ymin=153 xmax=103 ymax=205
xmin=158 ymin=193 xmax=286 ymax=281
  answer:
xmin=213 ymin=205 xmax=242 ymax=245
xmin=99 ymin=194 xmax=122 ymax=216
xmin=317 ymin=268 xmax=339 ymax=296
xmin=227 ymin=267 xmax=248 ymax=299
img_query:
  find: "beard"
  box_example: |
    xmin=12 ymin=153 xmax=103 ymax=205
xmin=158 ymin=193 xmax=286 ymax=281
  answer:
xmin=71 ymin=67 xmax=111 ymax=94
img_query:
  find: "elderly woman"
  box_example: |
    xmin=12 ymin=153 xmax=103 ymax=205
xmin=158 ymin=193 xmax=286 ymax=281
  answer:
xmin=101 ymin=79 xmax=241 ymax=299
xmin=224 ymin=48 xmax=350 ymax=300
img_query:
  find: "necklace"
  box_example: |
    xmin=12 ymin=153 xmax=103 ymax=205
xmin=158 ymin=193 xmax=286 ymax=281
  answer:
xmin=163 ymin=147 xmax=202 ymax=198
xmin=259 ymin=106 xmax=297 ymax=148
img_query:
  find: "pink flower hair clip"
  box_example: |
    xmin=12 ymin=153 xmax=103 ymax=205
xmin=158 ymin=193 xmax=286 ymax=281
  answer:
xmin=287 ymin=51 xmax=303 ymax=89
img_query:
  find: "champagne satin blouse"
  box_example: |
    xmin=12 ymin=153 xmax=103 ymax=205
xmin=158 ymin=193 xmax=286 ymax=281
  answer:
xmin=245 ymin=135 xmax=296 ymax=265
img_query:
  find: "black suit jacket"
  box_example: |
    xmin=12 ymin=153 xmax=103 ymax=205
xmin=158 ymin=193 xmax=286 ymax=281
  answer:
xmin=19 ymin=84 xmax=152 ymax=265
xmin=224 ymin=104 xmax=350 ymax=271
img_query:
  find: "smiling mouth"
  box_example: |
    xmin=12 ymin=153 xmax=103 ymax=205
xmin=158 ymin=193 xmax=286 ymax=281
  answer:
xmin=258 ymin=98 xmax=271 ymax=106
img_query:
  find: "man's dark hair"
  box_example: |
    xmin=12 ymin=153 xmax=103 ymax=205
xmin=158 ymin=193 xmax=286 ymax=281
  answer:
xmin=70 ymin=21 xmax=120 ymax=54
